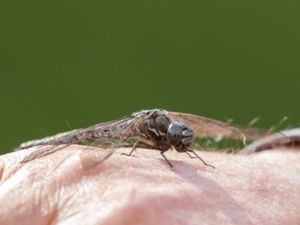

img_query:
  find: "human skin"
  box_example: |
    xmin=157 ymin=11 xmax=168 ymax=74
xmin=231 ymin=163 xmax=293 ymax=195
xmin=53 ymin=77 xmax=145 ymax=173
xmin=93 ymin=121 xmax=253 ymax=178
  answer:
xmin=0 ymin=145 xmax=299 ymax=225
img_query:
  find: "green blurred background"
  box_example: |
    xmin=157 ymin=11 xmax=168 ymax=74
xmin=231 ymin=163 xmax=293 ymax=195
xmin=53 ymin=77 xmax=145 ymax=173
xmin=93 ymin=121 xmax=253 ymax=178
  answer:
xmin=1 ymin=0 xmax=299 ymax=153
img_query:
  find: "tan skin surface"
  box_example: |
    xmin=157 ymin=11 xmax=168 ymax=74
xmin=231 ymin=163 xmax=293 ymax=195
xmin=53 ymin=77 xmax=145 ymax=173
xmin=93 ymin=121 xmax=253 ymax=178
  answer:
xmin=0 ymin=145 xmax=299 ymax=225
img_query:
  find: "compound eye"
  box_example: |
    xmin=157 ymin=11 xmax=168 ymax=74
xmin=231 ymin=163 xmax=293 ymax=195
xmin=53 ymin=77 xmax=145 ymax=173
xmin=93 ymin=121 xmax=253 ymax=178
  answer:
xmin=167 ymin=122 xmax=194 ymax=149
xmin=167 ymin=122 xmax=193 ymax=146
xmin=166 ymin=122 xmax=183 ymax=146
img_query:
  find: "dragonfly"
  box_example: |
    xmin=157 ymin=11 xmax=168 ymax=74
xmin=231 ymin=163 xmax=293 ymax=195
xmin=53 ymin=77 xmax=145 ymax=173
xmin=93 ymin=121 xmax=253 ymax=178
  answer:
xmin=16 ymin=109 xmax=269 ymax=168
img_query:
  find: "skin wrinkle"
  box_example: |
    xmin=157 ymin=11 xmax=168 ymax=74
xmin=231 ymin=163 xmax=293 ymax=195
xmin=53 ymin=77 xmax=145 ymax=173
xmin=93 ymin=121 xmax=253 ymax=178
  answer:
xmin=41 ymin=170 xmax=72 ymax=223
xmin=36 ymin=152 xmax=104 ymax=223
xmin=229 ymin=155 xmax=299 ymax=224
xmin=0 ymin=146 xmax=299 ymax=225
xmin=56 ymin=176 xmax=130 ymax=224
xmin=182 ymin=155 xmax=290 ymax=225
xmin=103 ymin=185 xmax=225 ymax=225
xmin=0 ymin=146 xmax=64 ymax=181
xmin=43 ymin=193 xmax=60 ymax=225
xmin=32 ymin=181 xmax=57 ymax=225
xmin=99 ymin=189 xmax=173 ymax=225
xmin=0 ymin=171 xmax=44 ymax=224
xmin=0 ymin=159 xmax=4 ymax=181
xmin=55 ymin=191 xmax=85 ymax=225
xmin=82 ymin=155 xmax=208 ymax=224
xmin=87 ymin=153 xmax=250 ymax=224
xmin=0 ymin=157 xmax=24 ymax=182
xmin=52 ymin=151 xmax=131 ymax=223
xmin=1 ymin=149 xmax=84 ymax=224
xmin=89 ymin=149 xmax=296 ymax=224
xmin=46 ymin=207 xmax=58 ymax=225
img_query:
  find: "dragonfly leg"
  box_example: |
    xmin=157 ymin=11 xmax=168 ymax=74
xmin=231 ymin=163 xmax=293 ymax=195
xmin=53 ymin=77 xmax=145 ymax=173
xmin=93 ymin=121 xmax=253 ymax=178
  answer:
xmin=187 ymin=149 xmax=215 ymax=169
xmin=121 ymin=140 xmax=161 ymax=157
xmin=186 ymin=151 xmax=197 ymax=159
xmin=160 ymin=149 xmax=173 ymax=168
xmin=121 ymin=141 xmax=139 ymax=157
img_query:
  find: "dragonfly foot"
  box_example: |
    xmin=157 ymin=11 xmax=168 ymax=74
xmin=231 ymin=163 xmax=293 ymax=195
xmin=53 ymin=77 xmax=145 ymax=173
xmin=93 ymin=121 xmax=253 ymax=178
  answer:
xmin=121 ymin=152 xmax=136 ymax=157
xmin=187 ymin=150 xmax=215 ymax=169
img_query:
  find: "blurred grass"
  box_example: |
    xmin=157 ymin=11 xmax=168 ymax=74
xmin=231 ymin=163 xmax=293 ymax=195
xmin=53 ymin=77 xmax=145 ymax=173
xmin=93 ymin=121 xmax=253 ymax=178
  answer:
xmin=1 ymin=0 xmax=300 ymax=153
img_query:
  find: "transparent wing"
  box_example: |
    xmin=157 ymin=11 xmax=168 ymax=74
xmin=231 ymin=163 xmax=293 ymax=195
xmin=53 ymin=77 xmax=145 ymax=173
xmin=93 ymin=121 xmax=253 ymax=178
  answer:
xmin=16 ymin=114 xmax=144 ymax=150
xmin=168 ymin=111 xmax=270 ymax=141
xmin=20 ymin=145 xmax=71 ymax=163
xmin=19 ymin=144 xmax=116 ymax=171
xmin=17 ymin=114 xmax=146 ymax=164
xmin=20 ymin=139 xmax=135 ymax=164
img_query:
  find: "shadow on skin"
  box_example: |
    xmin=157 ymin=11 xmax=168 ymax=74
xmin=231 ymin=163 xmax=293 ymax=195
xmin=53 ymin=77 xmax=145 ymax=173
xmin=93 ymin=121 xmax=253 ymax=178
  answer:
xmin=174 ymin=162 xmax=253 ymax=225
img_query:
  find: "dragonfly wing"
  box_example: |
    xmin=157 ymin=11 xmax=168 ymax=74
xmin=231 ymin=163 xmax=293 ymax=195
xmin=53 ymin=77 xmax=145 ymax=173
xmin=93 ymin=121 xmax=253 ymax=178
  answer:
xmin=16 ymin=114 xmax=144 ymax=150
xmin=20 ymin=145 xmax=71 ymax=163
xmin=169 ymin=111 xmax=269 ymax=141
xmin=16 ymin=113 xmax=149 ymax=164
xmin=20 ymin=144 xmax=115 ymax=170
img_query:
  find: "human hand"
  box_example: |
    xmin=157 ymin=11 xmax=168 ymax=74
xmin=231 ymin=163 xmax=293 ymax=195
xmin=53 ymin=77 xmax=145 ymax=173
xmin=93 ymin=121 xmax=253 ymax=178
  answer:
xmin=0 ymin=145 xmax=299 ymax=225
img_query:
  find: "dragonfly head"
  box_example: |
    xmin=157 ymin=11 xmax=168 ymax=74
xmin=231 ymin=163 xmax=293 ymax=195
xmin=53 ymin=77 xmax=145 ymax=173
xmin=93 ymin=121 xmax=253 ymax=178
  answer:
xmin=166 ymin=122 xmax=194 ymax=152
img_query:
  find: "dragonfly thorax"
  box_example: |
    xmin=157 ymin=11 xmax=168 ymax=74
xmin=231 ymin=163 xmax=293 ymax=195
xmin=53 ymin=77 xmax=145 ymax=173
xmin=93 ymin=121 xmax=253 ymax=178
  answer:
xmin=137 ymin=112 xmax=194 ymax=152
